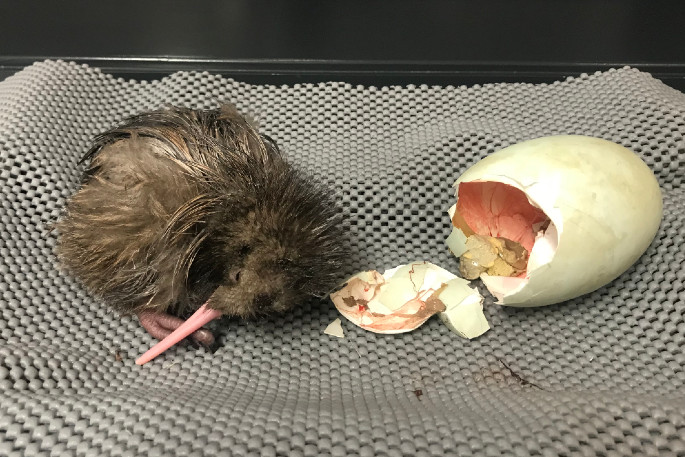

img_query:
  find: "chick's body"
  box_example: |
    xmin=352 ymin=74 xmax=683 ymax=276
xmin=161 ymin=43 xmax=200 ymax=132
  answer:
xmin=56 ymin=105 xmax=345 ymax=335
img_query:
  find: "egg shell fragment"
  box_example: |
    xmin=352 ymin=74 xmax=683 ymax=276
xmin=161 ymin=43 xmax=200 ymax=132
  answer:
xmin=324 ymin=318 xmax=345 ymax=338
xmin=448 ymin=135 xmax=663 ymax=307
xmin=437 ymin=280 xmax=490 ymax=338
xmin=330 ymin=261 xmax=489 ymax=337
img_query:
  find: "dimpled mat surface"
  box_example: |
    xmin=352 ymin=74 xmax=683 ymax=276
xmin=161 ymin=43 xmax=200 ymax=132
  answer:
xmin=0 ymin=60 xmax=684 ymax=456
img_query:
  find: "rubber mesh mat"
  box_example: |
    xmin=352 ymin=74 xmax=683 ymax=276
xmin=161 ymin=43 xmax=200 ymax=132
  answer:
xmin=0 ymin=60 xmax=684 ymax=456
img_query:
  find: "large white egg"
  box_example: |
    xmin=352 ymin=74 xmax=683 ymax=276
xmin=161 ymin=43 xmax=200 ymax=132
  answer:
xmin=446 ymin=135 xmax=663 ymax=307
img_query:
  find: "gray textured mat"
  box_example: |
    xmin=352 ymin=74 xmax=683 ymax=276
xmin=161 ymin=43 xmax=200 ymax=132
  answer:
xmin=1 ymin=60 xmax=684 ymax=456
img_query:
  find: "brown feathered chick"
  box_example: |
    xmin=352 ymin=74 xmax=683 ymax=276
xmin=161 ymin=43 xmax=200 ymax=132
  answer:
xmin=55 ymin=105 xmax=346 ymax=363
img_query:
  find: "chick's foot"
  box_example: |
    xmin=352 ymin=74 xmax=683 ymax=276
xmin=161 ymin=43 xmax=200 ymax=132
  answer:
xmin=136 ymin=310 xmax=215 ymax=346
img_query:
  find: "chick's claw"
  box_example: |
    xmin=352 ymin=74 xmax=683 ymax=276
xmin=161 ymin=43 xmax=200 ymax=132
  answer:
xmin=137 ymin=311 xmax=215 ymax=346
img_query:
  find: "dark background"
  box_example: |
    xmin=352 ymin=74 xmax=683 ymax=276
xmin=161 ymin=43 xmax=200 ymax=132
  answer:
xmin=0 ymin=0 xmax=684 ymax=89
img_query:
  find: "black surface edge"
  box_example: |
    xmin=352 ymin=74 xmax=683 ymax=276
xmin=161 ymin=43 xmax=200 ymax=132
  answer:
xmin=1 ymin=56 xmax=685 ymax=91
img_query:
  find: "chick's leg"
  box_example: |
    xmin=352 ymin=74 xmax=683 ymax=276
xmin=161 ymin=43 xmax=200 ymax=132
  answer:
xmin=137 ymin=311 xmax=215 ymax=346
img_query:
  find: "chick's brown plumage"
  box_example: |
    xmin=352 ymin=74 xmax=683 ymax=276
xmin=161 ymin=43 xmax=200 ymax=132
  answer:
xmin=56 ymin=105 xmax=345 ymax=321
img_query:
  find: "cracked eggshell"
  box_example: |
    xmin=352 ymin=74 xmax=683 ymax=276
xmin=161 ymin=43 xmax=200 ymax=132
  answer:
xmin=437 ymin=279 xmax=490 ymax=338
xmin=448 ymin=135 xmax=662 ymax=307
xmin=330 ymin=261 xmax=488 ymax=336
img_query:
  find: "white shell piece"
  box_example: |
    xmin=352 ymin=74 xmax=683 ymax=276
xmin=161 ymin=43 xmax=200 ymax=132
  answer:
xmin=437 ymin=279 xmax=490 ymax=338
xmin=324 ymin=318 xmax=345 ymax=338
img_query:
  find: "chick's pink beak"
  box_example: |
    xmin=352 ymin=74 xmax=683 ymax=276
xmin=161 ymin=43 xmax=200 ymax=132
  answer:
xmin=135 ymin=303 xmax=223 ymax=365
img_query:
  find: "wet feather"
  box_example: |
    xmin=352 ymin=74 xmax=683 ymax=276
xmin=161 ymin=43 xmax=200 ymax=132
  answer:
xmin=56 ymin=104 xmax=346 ymax=319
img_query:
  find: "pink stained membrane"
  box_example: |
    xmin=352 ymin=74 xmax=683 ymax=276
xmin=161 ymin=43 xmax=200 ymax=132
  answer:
xmin=456 ymin=181 xmax=549 ymax=253
xmin=135 ymin=303 xmax=223 ymax=365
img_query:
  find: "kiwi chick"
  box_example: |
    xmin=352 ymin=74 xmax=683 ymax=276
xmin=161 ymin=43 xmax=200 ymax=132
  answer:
xmin=55 ymin=104 xmax=346 ymax=351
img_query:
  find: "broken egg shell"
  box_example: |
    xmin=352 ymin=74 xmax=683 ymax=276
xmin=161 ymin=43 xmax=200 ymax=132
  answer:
xmin=437 ymin=280 xmax=490 ymax=339
xmin=330 ymin=262 xmax=444 ymax=334
xmin=330 ymin=261 xmax=488 ymax=337
xmin=448 ymin=135 xmax=663 ymax=307
xmin=324 ymin=318 xmax=345 ymax=338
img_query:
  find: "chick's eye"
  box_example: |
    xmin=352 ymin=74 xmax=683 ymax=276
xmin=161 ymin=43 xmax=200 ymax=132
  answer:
xmin=238 ymin=244 xmax=251 ymax=256
xmin=225 ymin=268 xmax=242 ymax=286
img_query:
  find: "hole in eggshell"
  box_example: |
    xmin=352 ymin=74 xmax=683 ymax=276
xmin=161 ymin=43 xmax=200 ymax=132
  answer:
xmin=456 ymin=181 xmax=549 ymax=252
xmin=453 ymin=181 xmax=556 ymax=286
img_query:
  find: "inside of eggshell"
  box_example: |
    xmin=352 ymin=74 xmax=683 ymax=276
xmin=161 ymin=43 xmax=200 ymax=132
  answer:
xmin=453 ymin=181 xmax=557 ymax=294
xmin=456 ymin=181 xmax=549 ymax=252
